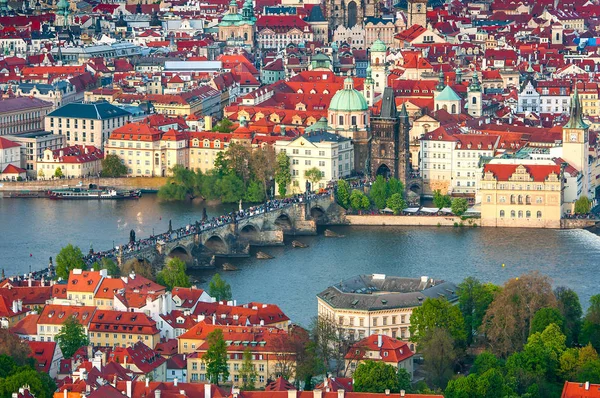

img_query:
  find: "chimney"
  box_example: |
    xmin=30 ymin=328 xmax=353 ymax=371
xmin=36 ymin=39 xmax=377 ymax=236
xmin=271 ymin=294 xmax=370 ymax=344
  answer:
xmin=585 ymin=382 xmax=590 ymax=391
xmin=155 ymin=390 xmax=161 ymax=398
xmin=313 ymin=389 xmax=323 ymax=398
xmin=337 ymin=389 xmax=345 ymax=398
xmin=400 ymin=391 xmax=405 ymax=397
xmin=174 ymin=377 xmax=178 ymax=387
xmin=126 ymin=380 xmax=132 ymax=398
xmin=385 ymin=390 xmax=390 ymax=396
xmin=92 ymin=353 xmax=102 ymax=371
xmin=11 ymin=300 xmax=18 ymax=314
xmin=146 ymin=378 xmax=149 ymax=388
xmin=64 ymin=389 xmax=68 ymax=398
xmin=288 ymin=390 xmax=297 ymax=398
xmin=205 ymin=383 xmax=212 ymax=398
xmin=377 ymin=334 xmax=382 ymax=348
xmin=204 ymin=115 xmax=212 ymax=131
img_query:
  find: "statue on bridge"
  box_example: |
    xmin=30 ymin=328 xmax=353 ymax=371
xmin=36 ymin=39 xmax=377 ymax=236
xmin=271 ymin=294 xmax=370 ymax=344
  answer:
xmin=202 ymin=208 xmax=208 ymax=222
xmin=168 ymin=220 xmax=172 ymax=233
xmin=130 ymin=229 xmax=136 ymax=244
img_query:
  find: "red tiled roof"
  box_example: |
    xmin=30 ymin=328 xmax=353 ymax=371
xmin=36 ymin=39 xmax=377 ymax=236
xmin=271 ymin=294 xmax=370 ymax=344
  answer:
xmin=561 ymin=381 xmax=600 ymax=397
xmin=90 ymin=310 xmax=159 ymax=336
xmin=2 ymin=164 xmax=26 ymax=174
xmin=0 ymin=136 xmax=20 ymax=149
xmin=109 ymin=341 xmax=165 ymax=374
xmin=39 ymin=304 xmax=96 ymax=326
xmin=483 ymin=163 xmax=561 ymax=182
xmin=10 ymin=313 xmax=39 ymax=336
xmin=67 ymin=270 xmax=104 ymax=293
xmin=345 ymin=334 xmax=414 ymax=364
xmin=28 ymin=341 xmax=56 ymax=373
xmin=0 ymin=286 xmax=52 ymax=305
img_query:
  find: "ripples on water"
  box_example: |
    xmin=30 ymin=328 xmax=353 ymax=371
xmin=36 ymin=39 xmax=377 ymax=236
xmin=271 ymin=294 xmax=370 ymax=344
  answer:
xmin=2 ymin=196 xmax=600 ymax=326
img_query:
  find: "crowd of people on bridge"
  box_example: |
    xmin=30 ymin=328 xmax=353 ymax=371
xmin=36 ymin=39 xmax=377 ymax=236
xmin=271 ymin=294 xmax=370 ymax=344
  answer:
xmin=82 ymin=190 xmax=334 ymax=267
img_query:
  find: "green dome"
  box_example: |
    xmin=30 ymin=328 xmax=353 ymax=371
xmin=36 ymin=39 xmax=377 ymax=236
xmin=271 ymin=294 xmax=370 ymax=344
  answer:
xmin=329 ymin=77 xmax=368 ymax=112
xmin=371 ymin=39 xmax=387 ymax=53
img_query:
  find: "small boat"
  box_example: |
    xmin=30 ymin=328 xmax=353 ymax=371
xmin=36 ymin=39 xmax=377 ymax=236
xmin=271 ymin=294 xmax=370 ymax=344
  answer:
xmin=48 ymin=187 xmax=142 ymax=200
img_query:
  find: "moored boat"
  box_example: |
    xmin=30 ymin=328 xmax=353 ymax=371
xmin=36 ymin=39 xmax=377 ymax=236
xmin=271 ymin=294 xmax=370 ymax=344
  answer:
xmin=48 ymin=187 xmax=141 ymax=200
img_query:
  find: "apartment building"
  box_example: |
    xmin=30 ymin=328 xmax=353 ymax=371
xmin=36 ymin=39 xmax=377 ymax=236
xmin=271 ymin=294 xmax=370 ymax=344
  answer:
xmin=88 ymin=310 xmax=161 ymax=348
xmin=0 ymin=96 xmax=53 ymax=136
xmin=45 ymin=102 xmax=132 ymax=149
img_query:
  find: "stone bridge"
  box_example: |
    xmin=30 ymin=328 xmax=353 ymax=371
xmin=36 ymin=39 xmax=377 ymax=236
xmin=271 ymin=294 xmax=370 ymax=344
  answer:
xmin=116 ymin=194 xmax=341 ymax=269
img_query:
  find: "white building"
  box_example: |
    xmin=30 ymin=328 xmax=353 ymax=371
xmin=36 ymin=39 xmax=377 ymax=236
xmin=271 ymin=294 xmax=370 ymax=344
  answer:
xmin=275 ymin=130 xmax=353 ymax=193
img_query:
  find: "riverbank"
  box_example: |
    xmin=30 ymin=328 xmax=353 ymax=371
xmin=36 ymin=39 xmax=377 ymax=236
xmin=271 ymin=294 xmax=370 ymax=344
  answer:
xmin=0 ymin=177 xmax=168 ymax=193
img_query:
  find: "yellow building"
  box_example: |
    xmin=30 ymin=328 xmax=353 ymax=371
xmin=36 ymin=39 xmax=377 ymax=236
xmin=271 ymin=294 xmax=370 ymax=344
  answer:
xmin=105 ymin=122 xmax=188 ymax=177
xmin=88 ymin=310 xmax=160 ymax=348
xmin=577 ymin=82 xmax=598 ymax=116
xmin=179 ymin=322 xmax=296 ymax=386
xmin=189 ymin=131 xmax=231 ymax=173
xmin=317 ymin=274 xmax=458 ymax=348
xmin=480 ymin=161 xmax=563 ymax=228
xmin=37 ymin=305 xmax=96 ymax=342
xmin=36 ymin=145 xmax=103 ymax=179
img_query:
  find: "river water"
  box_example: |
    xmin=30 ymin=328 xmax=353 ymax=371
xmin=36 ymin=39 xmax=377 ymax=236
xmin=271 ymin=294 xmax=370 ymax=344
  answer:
xmin=2 ymin=195 xmax=599 ymax=327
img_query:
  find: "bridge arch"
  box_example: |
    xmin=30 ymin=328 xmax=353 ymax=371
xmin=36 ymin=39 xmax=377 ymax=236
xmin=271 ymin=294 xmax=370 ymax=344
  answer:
xmin=167 ymin=246 xmax=192 ymax=264
xmin=204 ymin=235 xmax=228 ymax=254
xmin=239 ymin=223 xmax=261 ymax=242
xmin=274 ymin=213 xmax=293 ymax=231
xmin=310 ymin=206 xmax=327 ymax=224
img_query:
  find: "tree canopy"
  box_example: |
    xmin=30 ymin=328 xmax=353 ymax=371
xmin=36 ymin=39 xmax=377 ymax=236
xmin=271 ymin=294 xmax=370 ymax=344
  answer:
xmin=574 ymin=196 xmax=592 ymax=214
xmin=55 ymin=317 xmax=89 ymax=359
xmin=275 ymin=151 xmax=291 ymax=197
xmin=156 ymin=257 xmax=191 ymax=291
xmin=353 ymin=360 xmax=400 ymax=393
xmin=204 ymin=328 xmax=229 ymax=385
xmin=386 ymin=193 xmax=406 ymax=215
xmin=208 ymin=273 xmax=232 ymax=302
xmin=101 ymin=153 xmax=128 ymax=177
xmin=336 ymin=180 xmax=351 ymax=209
xmin=433 ymin=189 xmax=452 ymax=209
xmin=55 ymin=244 xmax=86 ymax=280
xmin=451 ymin=197 xmax=469 ymax=216
xmin=350 ymin=190 xmax=370 ymax=211
xmin=409 ymin=297 xmax=466 ymax=346
xmin=457 ymin=277 xmax=499 ymax=345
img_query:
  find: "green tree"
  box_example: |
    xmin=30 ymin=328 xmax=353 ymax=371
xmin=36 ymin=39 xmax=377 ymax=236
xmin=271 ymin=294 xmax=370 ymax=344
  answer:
xmin=369 ymin=175 xmax=389 ymax=209
xmin=388 ymin=178 xmax=404 ymax=197
xmin=420 ymin=327 xmax=457 ymax=389
xmin=581 ymin=295 xmax=600 ymax=351
xmin=54 ymin=167 xmax=63 ymax=178
xmin=213 ymin=118 xmax=234 ymax=133
xmin=386 ymin=193 xmax=406 ymax=215
xmin=530 ymin=307 xmax=565 ymax=336
xmin=444 ymin=374 xmax=477 ymax=398
xmin=353 ymin=360 xmax=399 ymax=393
xmin=244 ymin=179 xmax=265 ymax=203
xmin=304 ymin=167 xmax=323 ymax=191
xmin=0 ymin=330 xmax=32 ymax=367
xmin=101 ymin=153 xmax=128 ymax=177
xmin=275 ymin=151 xmax=291 ymax=197
xmin=336 ymin=180 xmax=351 ymax=209
xmin=204 ymin=329 xmax=229 ymax=385
xmin=470 ymin=352 xmax=503 ymax=376
xmin=350 ymin=189 xmax=370 ymax=211
xmin=214 ymin=173 xmax=245 ymax=203
xmin=555 ymin=287 xmax=583 ymax=346
xmin=397 ymin=368 xmax=412 ymax=393
xmin=249 ymin=147 xmax=276 ymax=199
xmin=55 ymin=317 xmax=89 ymax=359
xmin=475 ymin=368 xmax=511 ymax=398
xmin=158 ymin=182 xmax=189 ymax=201
xmin=156 ymin=258 xmax=190 ymax=291
xmin=451 ymin=197 xmax=469 ymax=216
xmin=0 ymin=367 xmax=57 ymax=398
xmin=208 ymin=273 xmax=232 ymax=302
xmin=224 ymin=143 xmax=251 ymax=183
xmin=457 ymin=277 xmax=499 ymax=346
xmin=239 ymin=348 xmax=257 ymax=390
xmin=432 ymin=189 xmax=451 ymax=209
xmin=574 ymin=195 xmax=592 ymax=214
xmin=480 ymin=272 xmax=557 ymax=358
xmin=37 ymin=168 xmax=44 ymax=179
xmin=94 ymin=257 xmax=120 ymax=277
xmin=409 ymin=297 xmax=466 ymax=346
xmin=55 ymin=244 xmax=86 ymax=280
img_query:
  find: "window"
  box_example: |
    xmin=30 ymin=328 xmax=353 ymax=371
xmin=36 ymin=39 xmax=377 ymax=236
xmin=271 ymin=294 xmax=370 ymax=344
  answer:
xmin=526 ymin=210 xmax=531 ymax=218
xmin=486 ymin=195 xmax=491 ymax=203
xmin=510 ymin=210 xmax=516 ymax=218
xmin=518 ymin=210 xmax=523 ymax=218
xmin=500 ymin=210 xmax=505 ymax=218
xmin=537 ymin=211 xmax=542 ymax=219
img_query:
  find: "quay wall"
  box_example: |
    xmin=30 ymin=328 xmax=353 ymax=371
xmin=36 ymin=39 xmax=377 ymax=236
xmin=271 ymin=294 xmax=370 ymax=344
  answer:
xmin=345 ymin=215 xmax=468 ymax=226
xmin=561 ymin=219 xmax=598 ymax=229
xmin=0 ymin=177 xmax=168 ymax=192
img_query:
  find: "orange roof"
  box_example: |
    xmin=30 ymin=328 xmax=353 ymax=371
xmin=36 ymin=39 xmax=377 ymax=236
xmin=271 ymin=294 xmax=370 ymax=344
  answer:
xmin=2 ymin=164 xmax=26 ymax=174
xmin=90 ymin=310 xmax=159 ymax=336
xmin=562 ymin=381 xmax=600 ymax=397
xmin=39 ymin=304 xmax=96 ymax=326
xmin=10 ymin=313 xmax=39 ymax=336
xmin=94 ymin=277 xmax=125 ymax=299
xmin=28 ymin=341 xmax=57 ymax=373
xmin=345 ymin=334 xmax=414 ymax=364
xmin=109 ymin=122 xmax=163 ymax=142
xmin=67 ymin=270 xmax=104 ymax=293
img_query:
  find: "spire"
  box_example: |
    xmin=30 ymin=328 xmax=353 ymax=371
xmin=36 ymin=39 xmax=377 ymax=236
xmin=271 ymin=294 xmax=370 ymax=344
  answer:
xmin=455 ymin=67 xmax=462 ymax=84
xmin=365 ymin=63 xmax=374 ymax=85
xmin=242 ymin=0 xmax=254 ymax=20
xmin=380 ymin=87 xmax=397 ymax=119
xmin=436 ymin=70 xmax=445 ymax=91
xmin=399 ymin=101 xmax=409 ymax=123
xmin=564 ymin=86 xmax=589 ymax=129
xmin=469 ymin=72 xmax=481 ymax=92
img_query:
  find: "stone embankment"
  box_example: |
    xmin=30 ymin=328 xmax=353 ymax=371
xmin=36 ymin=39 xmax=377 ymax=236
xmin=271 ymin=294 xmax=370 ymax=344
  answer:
xmin=345 ymin=215 xmax=468 ymax=226
xmin=0 ymin=177 xmax=168 ymax=193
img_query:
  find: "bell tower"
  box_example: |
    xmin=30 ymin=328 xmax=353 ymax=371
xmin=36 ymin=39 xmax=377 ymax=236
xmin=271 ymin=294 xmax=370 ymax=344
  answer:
xmin=407 ymin=0 xmax=427 ymax=28
xmin=562 ymin=86 xmax=590 ymax=197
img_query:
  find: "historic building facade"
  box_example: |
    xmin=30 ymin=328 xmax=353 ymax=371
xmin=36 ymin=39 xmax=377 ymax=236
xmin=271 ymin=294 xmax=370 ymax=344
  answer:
xmin=326 ymin=0 xmax=377 ymax=29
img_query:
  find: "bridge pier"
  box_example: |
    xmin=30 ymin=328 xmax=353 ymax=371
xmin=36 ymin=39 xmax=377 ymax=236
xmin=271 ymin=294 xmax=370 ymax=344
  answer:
xmin=245 ymin=230 xmax=285 ymax=246
xmin=289 ymin=220 xmax=317 ymax=236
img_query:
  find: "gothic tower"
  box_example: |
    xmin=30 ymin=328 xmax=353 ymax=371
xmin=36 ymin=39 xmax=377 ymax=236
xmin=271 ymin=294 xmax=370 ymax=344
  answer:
xmin=327 ymin=0 xmax=376 ymax=29
xmin=370 ymin=39 xmax=387 ymax=93
xmin=398 ymin=102 xmax=411 ymax=185
xmin=407 ymin=0 xmax=427 ymax=27
xmin=363 ymin=64 xmax=375 ymax=107
xmin=562 ymin=86 xmax=590 ymax=198
xmin=371 ymin=88 xmax=399 ymax=179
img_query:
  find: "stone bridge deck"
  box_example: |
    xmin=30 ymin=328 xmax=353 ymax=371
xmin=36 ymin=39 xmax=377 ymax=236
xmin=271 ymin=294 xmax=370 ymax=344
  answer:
xmin=115 ymin=194 xmax=340 ymax=268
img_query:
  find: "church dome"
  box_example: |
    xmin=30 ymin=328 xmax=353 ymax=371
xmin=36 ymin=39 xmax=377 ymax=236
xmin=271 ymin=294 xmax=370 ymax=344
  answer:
xmin=329 ymin=77 xmax=368 ymax=112
xmin=371 ymin=39 xmax=387 ymax=53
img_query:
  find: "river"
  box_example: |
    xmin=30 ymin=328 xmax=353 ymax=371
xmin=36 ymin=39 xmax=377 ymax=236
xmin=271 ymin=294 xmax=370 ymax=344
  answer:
xmin=2 ymin=195 xmax=600 ymax=327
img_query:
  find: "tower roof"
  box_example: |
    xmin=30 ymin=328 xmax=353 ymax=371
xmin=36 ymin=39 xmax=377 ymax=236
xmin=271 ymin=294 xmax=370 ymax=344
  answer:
xmin=564 ymin=87 xmax=589 ymax=130
xmin=435 ymin=85 xmax=461 ymax=102
xmin=329 ymin=77 xmax=368 ymax=112
xmin=371 ymin=39 xmax=387 ymax=53
xmin=379 ymin=87 xmax=397 ymax=119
